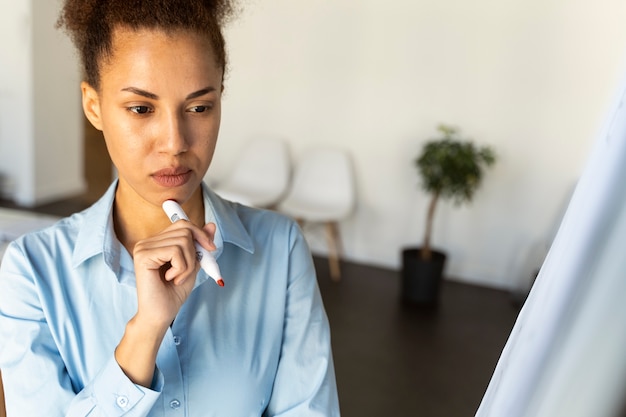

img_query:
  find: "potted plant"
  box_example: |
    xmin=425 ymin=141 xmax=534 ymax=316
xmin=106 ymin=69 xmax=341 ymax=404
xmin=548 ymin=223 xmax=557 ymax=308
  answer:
xmin=401 ymin=124 xmax=496 ymax=305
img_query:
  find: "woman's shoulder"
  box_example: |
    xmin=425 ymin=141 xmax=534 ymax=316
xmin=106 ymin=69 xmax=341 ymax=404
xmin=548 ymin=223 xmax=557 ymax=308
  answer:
xmin=226 ymin=201 xmax=299 ymax=234
xmin=206 ymin=186 xmax=297 ymax=231
xmin=6 ymin=203 xmax=104 ymax=262
xmin=9 ymin=210 xmax=81 ymax=250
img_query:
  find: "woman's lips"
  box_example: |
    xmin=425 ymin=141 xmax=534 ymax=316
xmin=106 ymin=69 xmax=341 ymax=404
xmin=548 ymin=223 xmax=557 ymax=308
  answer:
xmin=151 ymin=168 xmax=192 ymax=187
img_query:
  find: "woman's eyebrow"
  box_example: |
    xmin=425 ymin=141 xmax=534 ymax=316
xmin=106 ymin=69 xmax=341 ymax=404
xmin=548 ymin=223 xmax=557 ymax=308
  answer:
xmin=119 ymin=86 xmax=215 ymax=100
xmin=121 ymin=86 xmax=159 ymax=99
xmin=186 ymin=87 xmax=215 ymax=100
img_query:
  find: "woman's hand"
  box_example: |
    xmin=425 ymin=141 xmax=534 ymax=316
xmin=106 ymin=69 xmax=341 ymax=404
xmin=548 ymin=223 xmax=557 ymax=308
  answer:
xmin=115 ymin=220 xmax=216 ymax=387
xmin=132 ymin=220 xmax=215 ymax=328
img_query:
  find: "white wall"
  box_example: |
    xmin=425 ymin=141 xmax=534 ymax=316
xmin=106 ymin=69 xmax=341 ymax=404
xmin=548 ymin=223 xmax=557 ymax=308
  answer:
xmin=0 ymin=0 xmax=84 ymax=206
xmin=32 ymin=1 xmax=84 ymax=204
xmin=0 ymin=1 xmax=34 ymax=201
xmin=211 ymin=0 xmax=626 ymax=289
xmin=2 ymin=1 xmax=624 ymax=289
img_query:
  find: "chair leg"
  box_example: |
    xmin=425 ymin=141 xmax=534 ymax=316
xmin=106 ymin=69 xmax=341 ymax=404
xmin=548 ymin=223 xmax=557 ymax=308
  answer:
xmin=325 ymin=221 xmax=342 ymax=282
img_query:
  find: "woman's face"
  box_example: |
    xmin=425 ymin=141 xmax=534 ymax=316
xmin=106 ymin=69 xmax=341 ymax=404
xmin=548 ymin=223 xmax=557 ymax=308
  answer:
xmin=82 ymin=27 xmax=223 ymax=207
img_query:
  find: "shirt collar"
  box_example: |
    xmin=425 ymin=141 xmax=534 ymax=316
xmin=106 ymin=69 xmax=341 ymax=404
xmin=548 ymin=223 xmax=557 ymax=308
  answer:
xmin=201 ymin=182 xmax=255 ymax=256
xmin=72 ymin=181 xmax=255 ymax=270
xmin=72 ymin=182 xmax=117 ymax=270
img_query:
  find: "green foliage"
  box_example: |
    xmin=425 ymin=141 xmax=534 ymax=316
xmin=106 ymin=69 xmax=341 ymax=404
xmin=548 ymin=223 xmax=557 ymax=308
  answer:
xmin=416 ymin=124 xmax=496 ymax=205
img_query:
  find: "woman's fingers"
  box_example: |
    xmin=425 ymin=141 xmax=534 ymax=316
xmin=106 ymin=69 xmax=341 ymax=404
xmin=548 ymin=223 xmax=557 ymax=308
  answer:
xmin=134 ymin=226 xmax=198 ymax=284
xmin=133 ymin=219 xmax=218 ymax=288
xmin=190 ymin=222 xmax=217 ymax=252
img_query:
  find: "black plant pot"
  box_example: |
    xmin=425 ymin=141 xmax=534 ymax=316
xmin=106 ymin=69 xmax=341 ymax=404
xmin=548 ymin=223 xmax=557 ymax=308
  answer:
xmin=401 ymin=248 xmax=447 ymax=306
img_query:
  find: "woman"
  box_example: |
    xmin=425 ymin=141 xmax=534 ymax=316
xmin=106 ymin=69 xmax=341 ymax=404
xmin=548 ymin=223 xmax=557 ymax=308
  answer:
xmin=0 ymin=1 xmax=339 ymax=416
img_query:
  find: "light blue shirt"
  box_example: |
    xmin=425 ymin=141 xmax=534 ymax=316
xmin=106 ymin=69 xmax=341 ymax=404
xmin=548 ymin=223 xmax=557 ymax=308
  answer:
xmin=0 ymin=182 xmax=339 ymax=416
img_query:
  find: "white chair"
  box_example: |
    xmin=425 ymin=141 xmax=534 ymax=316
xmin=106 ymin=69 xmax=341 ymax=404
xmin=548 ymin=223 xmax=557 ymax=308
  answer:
xmin=278 ymin=148 xmax=355 ymax=281
xmin=212 ymin=138 xmax=291 ymax=208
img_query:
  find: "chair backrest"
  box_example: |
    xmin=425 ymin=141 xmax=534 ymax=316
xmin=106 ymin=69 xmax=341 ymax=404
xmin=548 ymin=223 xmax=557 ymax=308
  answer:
xmin=213 ymin=137 xmax=291 ymax=207
xmin=285 ymin=148 xmax=355 ymax=219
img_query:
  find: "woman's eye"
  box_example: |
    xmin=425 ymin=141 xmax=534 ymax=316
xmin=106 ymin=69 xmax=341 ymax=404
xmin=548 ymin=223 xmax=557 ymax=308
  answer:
xmin=128 ymin=106 xmax=151 ymax=114
xmin=189 ymin=106 xmax=210 ymax=113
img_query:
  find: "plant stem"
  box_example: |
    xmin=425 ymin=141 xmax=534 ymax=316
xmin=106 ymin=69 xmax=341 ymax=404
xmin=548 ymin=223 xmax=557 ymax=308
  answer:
xmin=421 ymin=190 xmax=440 ymax=261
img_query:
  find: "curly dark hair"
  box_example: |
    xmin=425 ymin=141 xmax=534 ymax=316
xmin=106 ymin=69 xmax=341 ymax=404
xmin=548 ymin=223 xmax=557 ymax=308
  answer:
xmin=57 ymin=0 xmax=237 ymax=89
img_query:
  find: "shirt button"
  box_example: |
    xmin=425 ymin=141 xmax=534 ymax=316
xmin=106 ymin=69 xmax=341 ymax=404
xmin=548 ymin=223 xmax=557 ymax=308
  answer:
xmin=170 ymin=399 xmax=181 ymax=409
xmin=173 ymin=336 xmax=181 ymax=345
xmin=116 ymin=395 xmax=129 ymax=408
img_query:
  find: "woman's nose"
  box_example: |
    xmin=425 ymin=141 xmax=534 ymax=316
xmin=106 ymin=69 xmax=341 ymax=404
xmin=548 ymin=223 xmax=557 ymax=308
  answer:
xmin=159 ymin=112 xmax=188 ymax=155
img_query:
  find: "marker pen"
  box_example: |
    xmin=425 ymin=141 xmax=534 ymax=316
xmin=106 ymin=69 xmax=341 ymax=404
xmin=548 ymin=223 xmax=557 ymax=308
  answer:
xmin=162 ymin=200 xmax=224 ymax=287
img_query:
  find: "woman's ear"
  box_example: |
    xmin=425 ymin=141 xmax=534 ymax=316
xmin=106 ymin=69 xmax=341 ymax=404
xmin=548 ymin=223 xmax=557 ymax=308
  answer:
xmin=81 ymin=81 xmax=103 ymax=131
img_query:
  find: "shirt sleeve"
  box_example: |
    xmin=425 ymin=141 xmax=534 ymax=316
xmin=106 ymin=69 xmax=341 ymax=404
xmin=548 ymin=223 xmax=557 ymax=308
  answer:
xmin=264 ymin=225 xmax=341 ymax=417
xmin=0 ymin=241 xmax=162 ymax=417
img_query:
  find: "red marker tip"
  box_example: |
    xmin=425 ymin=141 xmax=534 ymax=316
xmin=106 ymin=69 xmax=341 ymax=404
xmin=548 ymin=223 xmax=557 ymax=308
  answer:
xmin=217 ymin=279 xmax=225 ymax=287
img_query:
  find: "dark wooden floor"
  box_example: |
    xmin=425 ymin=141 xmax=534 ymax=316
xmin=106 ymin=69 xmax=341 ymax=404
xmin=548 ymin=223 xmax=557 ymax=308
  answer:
xmin=315 ymin=258 xmax=520 ymax=417
xmin=1 ymin=196 xmax=521 ymax=417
